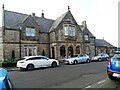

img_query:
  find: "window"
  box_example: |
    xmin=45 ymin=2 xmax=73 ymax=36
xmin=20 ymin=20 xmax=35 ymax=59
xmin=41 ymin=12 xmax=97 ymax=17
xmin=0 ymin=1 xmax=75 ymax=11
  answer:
xmin=27 ymin=57 xmax=41 ymax=61
xmin=41 ymin=56 xmax=48 ymax=60
xmin=71 ymin=26 xmax=75 ymax=36
xmin=84 ymin=34 xmax=89 ymax=41
xmin=25 ymin=28 xmax=35 ymax=36
xmin=64 ymin=25 xmax=75 ymax=36
xmin=24 ymin=45 xmax=37 ymax=56
xmin=64 ymin=25 xmax=69 ymax=36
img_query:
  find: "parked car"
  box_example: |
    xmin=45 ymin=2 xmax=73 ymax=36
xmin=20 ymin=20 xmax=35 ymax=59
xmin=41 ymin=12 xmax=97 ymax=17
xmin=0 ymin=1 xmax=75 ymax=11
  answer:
xmin=17 ymin=55 xmax=59 ymax=71
xmin=107 ymin=51 xmax=120 ymax=80
xmin=91 ymin=53 xmax=109 ymax=61
xmin=64 ymin=54 xmax=90 ymax=65
xmin=0 ymin=68 xmax=12 ymax=90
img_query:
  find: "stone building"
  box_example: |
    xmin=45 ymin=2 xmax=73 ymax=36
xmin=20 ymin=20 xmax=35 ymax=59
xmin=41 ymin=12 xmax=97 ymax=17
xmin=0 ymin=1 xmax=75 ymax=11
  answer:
xmin=95 ymin=39 xmax=116 ymax=56
xmin=0 ymin=6 xmax=116 ymax=61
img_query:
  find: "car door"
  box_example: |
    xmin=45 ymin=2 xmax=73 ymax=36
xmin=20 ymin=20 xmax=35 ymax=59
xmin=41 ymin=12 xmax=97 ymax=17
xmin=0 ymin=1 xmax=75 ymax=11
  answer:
xmin=101 ymin=54 xmax=107 ymax=60
xmin=27 ymin=57 xmax=42 ymax=68
xmin=78 ymin=54 xmax=84 ymax=63
xmin=82 ymin=54 xmax=88 ymax=62
xmin=40 ymin=56 xmax=50 ymax=67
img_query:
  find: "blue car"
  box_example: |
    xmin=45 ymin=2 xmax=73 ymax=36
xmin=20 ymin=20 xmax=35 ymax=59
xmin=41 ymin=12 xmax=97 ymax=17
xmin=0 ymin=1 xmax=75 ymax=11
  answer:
xmin=0 ymin=68 xmax=12 ymax=90
xmin=107 ymin=51 xmax=120 ymax=80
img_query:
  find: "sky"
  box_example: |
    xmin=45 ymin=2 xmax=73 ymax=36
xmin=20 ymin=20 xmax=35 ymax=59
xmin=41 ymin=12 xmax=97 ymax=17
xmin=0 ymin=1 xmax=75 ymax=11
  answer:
xmin=0 ymin=0 xmax=119 ymax=47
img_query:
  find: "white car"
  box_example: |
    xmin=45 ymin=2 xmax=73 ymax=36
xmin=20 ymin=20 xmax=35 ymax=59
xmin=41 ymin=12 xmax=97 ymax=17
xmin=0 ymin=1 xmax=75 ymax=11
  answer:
xmin=17 ymin=56 xmax=59 ymax=71
xmin=64 ymin=54 xmax=90 ymax=65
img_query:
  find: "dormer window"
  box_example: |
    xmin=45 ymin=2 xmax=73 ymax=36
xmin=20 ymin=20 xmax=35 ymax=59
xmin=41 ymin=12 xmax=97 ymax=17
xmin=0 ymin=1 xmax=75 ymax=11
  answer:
xmin=84 ymin=34 xmax=89 ymax=41
xmin=64 ymin=25 xmax=75 ymax=36
xmin=25 ymin=27 xmax=35 ymax=36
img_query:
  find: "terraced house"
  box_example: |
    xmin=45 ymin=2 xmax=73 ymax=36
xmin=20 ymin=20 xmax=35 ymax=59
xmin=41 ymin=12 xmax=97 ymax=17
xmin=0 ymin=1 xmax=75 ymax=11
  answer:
xmin=0 ymin=5 xmax=116 ymax=61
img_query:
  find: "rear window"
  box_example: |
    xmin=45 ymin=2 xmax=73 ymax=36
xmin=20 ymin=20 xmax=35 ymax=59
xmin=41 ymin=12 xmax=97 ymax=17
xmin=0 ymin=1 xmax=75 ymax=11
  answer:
xmin=113 ymin=53 xmax=120 ymax=59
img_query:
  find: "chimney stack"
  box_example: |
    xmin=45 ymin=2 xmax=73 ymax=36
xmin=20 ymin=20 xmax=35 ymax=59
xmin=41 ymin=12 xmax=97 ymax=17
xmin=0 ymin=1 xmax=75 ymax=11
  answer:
xmin=32 ymin=13 xmax=35 ymax=19
xmin=82 ymin=20 xmax=87 ymax=27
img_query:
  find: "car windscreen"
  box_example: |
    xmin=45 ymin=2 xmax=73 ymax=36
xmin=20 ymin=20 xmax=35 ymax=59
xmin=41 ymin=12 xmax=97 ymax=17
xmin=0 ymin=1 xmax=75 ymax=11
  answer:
xmin=97 ymin=54 xmax=103 ymax=56
xmin=113 ymin=53 xmax=120 ymax=59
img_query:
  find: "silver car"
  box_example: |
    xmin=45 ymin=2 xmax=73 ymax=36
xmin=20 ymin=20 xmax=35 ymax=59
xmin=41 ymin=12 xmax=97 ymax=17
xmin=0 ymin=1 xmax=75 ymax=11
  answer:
xmin=91 ymin=53 xmax=109 ymax=61
xmin=65 ymin=54 xmax=90 ymax=65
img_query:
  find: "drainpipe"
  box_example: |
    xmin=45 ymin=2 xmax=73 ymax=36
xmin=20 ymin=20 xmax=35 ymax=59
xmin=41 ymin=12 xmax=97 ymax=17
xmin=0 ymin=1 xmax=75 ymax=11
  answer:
xmin=2 ymin=4 xmax=5 ymax=61
xmin=19 ymin=26 xmax=22 ymax=59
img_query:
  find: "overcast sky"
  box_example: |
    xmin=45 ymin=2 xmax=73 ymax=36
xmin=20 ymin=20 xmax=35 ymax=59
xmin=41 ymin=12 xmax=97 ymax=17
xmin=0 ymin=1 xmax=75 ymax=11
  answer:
xmin=0 ymin=0 xmax=119 ymax=47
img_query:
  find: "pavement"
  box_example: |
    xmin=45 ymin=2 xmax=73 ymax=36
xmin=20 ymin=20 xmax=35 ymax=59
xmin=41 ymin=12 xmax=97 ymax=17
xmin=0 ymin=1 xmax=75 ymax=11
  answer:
xmin=3 ymin=67 xmax=19 ymax=72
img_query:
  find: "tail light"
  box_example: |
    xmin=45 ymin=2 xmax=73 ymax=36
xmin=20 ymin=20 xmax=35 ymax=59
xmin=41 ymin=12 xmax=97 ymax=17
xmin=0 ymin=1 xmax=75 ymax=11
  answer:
xmin=107 ymin=59 xmax=110 ymax=65
xmin=107 ymin=71 xmax=111 ymax=75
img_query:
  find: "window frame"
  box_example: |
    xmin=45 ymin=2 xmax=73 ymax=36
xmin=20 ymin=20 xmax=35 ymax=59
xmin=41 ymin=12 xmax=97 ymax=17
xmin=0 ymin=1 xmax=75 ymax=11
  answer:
xmin=25 ymin=27 xmax=35 ymax=37
xmin=84 ymin=34 xmax=89 ymax=41
xmin=63 ymin=24 xmax=76 ymax=37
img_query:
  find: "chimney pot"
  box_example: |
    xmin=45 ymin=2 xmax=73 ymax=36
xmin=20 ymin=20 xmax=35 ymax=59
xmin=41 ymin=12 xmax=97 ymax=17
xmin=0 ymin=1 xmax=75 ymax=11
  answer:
xmin=32 ymin=13 xmax=35 ymax=19
xmin=41 ymin=10 xmax=44 ymax=18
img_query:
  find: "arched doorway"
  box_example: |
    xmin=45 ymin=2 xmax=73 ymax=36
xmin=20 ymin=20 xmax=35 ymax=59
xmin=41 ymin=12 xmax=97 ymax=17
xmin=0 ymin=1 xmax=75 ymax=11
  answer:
xmin=76 ymin=46 xmax=80 ymax=54
xmin=52 ymin=47 xmax=55 ymax=59
xmin=68 ymin=46 xmax=73 ymax=57
xmin=60 ymin=45 xmax=66 ymax=58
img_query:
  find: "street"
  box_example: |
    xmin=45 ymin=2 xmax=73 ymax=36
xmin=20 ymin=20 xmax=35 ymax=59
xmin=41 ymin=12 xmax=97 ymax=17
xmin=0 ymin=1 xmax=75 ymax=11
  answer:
xmin=8 ymin=61 xmax=120 ymax=89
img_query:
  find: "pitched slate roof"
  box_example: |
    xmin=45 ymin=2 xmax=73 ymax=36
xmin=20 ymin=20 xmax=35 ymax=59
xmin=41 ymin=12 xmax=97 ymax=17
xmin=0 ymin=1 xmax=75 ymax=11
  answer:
xmin=79 ymin=25 xmax=95 ymax=38
xmin=4 ymin=10 xmax=28 ymax=29
xmin=95 ymin=39 xmax=116 ymax=47
xmin=4 ymin=10 xmax=54 ymax=33
xmin=49 ymin=11 xmax=68 ymax=32
xmin=83 ymin=27 xmax=95 ymax=38
xmin=35 ymin=17 xmax=54 ymax=33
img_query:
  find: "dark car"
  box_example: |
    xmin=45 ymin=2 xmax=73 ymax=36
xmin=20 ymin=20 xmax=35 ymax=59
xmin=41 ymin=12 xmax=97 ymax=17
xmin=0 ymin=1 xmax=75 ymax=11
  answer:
xmin=0 ymin=68 xmax=12 ymax=90
xmin=107 ymin=51 xmax=120 ymax=80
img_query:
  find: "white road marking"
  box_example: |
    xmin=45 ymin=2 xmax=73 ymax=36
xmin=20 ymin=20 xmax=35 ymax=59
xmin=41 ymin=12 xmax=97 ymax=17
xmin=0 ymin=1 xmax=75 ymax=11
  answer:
xmin=97 ymin=79 xmax=106 ymax=84
xmin=84 ymin=78 xmax=107 ymax=89
xmin=85 ymin=85 xmax=92 ymax=88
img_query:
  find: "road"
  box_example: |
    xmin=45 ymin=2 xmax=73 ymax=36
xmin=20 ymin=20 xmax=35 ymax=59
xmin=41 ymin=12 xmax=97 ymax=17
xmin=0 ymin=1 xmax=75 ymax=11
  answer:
xmin=8 ymin=61 xmax=120 ymax=89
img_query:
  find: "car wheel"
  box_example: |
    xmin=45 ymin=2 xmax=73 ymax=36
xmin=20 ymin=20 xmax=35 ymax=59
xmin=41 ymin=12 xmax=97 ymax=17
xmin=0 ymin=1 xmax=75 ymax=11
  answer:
xmin=51 ymin=62 xmax=57 ymax=68
xmin=86 ymin=59 xmax=90 ymax=63
xmin=98 ymin=58 xmax=101 ymax=62
xmin=27 ymin=64 xmax=34 ymax=71
xmin=74 ymin=60 xmax=78 ymax=65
